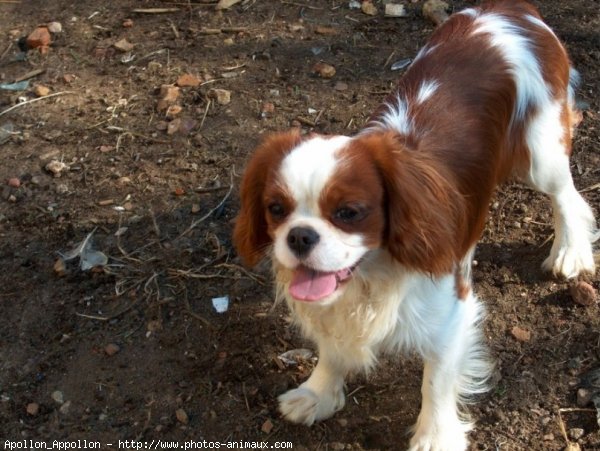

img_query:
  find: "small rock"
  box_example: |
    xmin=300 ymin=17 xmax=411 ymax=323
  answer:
xmin=51 ymin=390 xmax=64 ymax=404
xmin=175 ymin=408 xmax=189 ymax=425
xmin=569 ymin=428 xmax=585 ymax=440
xmin=261 ymin=418 xmax=274 ymax=434
xmin=33 ymin=85 xmax=51 ymax=97
xmin=191 ymin=203 xmax=201 ymax=214
xmin=47 ymin=21 xmax=62 ymax=34
xmin=510 ymin=326 xmax=531 ymax=342
xmin=54 ymin=258 xmax=67 ymax=277
xmin=7 ymin=177 xmax=20 ymax=188
xmin=330 ymin=443 xmax=345 ymax=451
xmin=26 ymin=27 xmax=51 ymax=53
xmin=167 ymin=119 xmax=182 ymax=135
xmin=312 ymin=62 xmax=336 ymax=79
xmin=176 ymin=73 xmax=201 ymax=88
xmin=208 ymin=88 xmax=231 ymax=105
xmin=45 ymin=160 xmax=69 ymax=177
xmin=385 ymin=4 xmax=408 ymax=17
xmin=261 ymin=101 xmax=275 ymax=118
xmin=122 ymin=18 xmax=134 ymax=28
xmin=570 ymin=281 xmax=597 ymax=307
xmin=7 ymin=194 xmax=16 ymax=203
xmin=59 ymin=400 xmax=71 ymax=415
xmin=223 ymin=37 xmax=234 ymax=46
xmin=113 ymin=38 xmax=134 ymax=52
xmin=157 ymin=85 xmax=180 ymax=112
xmin=361 ymin=1 xmax=377 ymax=16
xmin=577 ymin=388 xmax=592 ymax=407
xmin=147 ymin=61 xmax=162 ymax=74
xmin=423 ymin=0 xmax=449 ymax=26
xmin=337 ymin=418 xmax=348 ymax=427
xmin=63 ymin=74 xmax=76 ymax=84
xmin=334 ymin=81 xmax=348 ymax=91
xmin=104 ymin=343 xmax=120 ymax=356
xmin=542 ymin=433 xmax=554 ymax=441
xmin=26 ymin=403 xmax=39 ymax=416
xmin=166 ymin=105 xmax=183 ymax=118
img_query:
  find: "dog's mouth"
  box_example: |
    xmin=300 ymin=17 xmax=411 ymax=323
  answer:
xmin=288 ymin=264 xmax=357 ymax=302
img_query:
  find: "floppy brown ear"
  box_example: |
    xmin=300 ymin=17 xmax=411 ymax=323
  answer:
xmin=233 ymin=131 xmax=302 ymax=267
xmin=359 ymin=132 xmax=467 ymax=275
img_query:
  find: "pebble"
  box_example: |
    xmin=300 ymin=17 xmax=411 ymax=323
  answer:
xmin=59 ymin=400 xmax=71 ymax=415
xmin=45 ymin=160 xmax=69 ymax=177
xmin=26 ymin=27 xmax=51 ymax=52
xmin=570 ymin=281 xmax=597 ymax=306
xmin=542 ymin=433 xmax=554 ymax=441
xmin=261 ymin=418 xmax=273 ymax=434
xmin=577 ymin=388 xmax=592 ymax=407
xmin=113 ymin=38 xmax=134 ymax=52
xmin=26 ymin=403 xmax=39 ymax=416
xmin=122 ymin=18 xmax=134 ymax=28
xmin=175 ymin=408 xmax=189 ymax=425
xmin=33 ymin=85 xmax=51 ymax=97
xmin=7 ymin=178 xmax=20 ymax=188
xmin=104 ymin=343 xmax=120 ymax=356
xmin=312 ymin=62 xmax=336 ymax=79
xmin=51 ymin=390 xmax=64 ymax=404
xmin=385 ymin=4 xmax=408 ymax=17
xmin=47 ymin=22 xmax=62 ymax=34
xmin=334 ymin=81 xmax=348 ymax=91
xmin=53 ymin=258 xmax=67 ymax=277
xmin=261 ymin=101 xmax=275 ymax=118
xmin=422 ymin=0 xmax=449 ymax=26
xmin=176 ymin=74 xmax=201 ymax=88
xmin=361 ymin=1 xmax=377 ymax=16
xmin=208 ymin=88 xmax=231 ymax=105
xmin=510 ymin=326 xmax=531 ymax=342
xmin=157 ymin=85 xmax=180 ymax=111
xmin=569 ymin=428 xmax=585 ymax=440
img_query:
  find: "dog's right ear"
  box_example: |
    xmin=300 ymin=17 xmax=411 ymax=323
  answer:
xmin=233 ymin=131 xmax=302 ymax=267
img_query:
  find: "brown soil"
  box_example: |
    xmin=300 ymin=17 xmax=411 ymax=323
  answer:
xmin=0 ymin=1 xmax=599 ymax=450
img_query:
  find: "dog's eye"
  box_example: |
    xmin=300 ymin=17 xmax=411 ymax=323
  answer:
xmin=334 ymin=206 xmax=365 ymax=223
xmin=268 ymin=202 xmax=286 ymax=219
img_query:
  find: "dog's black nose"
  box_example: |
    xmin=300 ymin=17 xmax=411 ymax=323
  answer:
xmin=287 ymin=227 xmax=320 ymax=258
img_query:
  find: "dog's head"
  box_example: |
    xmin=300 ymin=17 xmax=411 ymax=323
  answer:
xmin=233 ymin=130 xmax=465 ymax=304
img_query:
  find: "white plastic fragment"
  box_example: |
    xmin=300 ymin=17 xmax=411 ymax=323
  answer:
xmin=212 ymin=296 xmax=229 ymax=313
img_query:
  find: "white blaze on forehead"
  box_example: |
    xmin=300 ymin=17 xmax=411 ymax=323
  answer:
xmin=279 ymin=135 xmax=351 ymax=215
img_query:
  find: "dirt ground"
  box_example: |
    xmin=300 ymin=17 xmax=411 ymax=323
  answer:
xmin=0 ymin=0 xmax=599 ymax=449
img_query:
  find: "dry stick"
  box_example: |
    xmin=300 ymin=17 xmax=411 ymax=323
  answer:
xmin=281 ymin=0 xmax=323 ymax=9
xmin=183 ymin=289 xmax=212 ymax=327
xmin=0 ymin=91 xmax=75 ymax=118
xmin=132 ymin=8 xmax=179 ymax=13
xmin=199 ymin=99 xmax=212 ymax=128
xmin=176 ymin=172 xmax=233 ymax=240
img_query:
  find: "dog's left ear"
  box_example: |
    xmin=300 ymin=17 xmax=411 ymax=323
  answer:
xmin=233 ymin=130 xmax=302 ymax=267
xmin=358 ymin=132 xmax=467 ymax=275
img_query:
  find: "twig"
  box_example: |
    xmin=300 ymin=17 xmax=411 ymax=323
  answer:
xmin=175 ymin=171 xmax=233 ymax=240
xmin=194 ymin=185 xmax=231 ymax=193
xmin=1 ymin=41 xmax=13 ymax=60
xmin=200 ymin=99 xmax=212 ymax=129
xmin=183 ymin=289 xmax=213 ymax=328
xmin=281 ymin=0 xmax=323 ymax=9
xmin=0 ymin=91 xmax=76 ymax=119
xmin=133 ymin=8 xmax=179 ymax=13
xmin=580 ymin=182 xmax=600 ymax=193
xmin=295 ymin=116 xmax=316 ymax=127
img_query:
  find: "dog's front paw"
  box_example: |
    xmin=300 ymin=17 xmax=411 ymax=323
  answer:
xmin=408 ymin=433 xmax=467 ymax=451
xmin=542 ymin=241 xmax=596 ymax=279
xmin=409 ymin=419 xmax=468 ymax=451
xmin=278 ymin=384 xmax=345 ymax=426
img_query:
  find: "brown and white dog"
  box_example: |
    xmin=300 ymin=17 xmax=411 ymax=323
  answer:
xmin=233 ymin=1 xmax=598 ymax=449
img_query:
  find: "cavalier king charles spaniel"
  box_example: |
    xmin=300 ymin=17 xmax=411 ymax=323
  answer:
xmin=233 ymin=1 xmax=598 ymax=449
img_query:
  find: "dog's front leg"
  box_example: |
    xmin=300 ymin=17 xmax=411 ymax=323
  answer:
xmin=278 ymin=345 xmax=346 ymax=426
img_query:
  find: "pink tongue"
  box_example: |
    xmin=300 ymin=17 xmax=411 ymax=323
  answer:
xmin=289 ymin=267 xmax=337 ymax=302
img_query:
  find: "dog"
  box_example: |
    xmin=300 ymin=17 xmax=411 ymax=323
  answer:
xmin=233 ymin=1 xmax=598 ymax=449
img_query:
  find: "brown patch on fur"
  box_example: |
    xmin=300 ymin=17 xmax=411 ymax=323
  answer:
xmin=454 ymin=269 xmax=471 ymax=301
xmin=233 ymin=130 xmax=303 ymax=266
